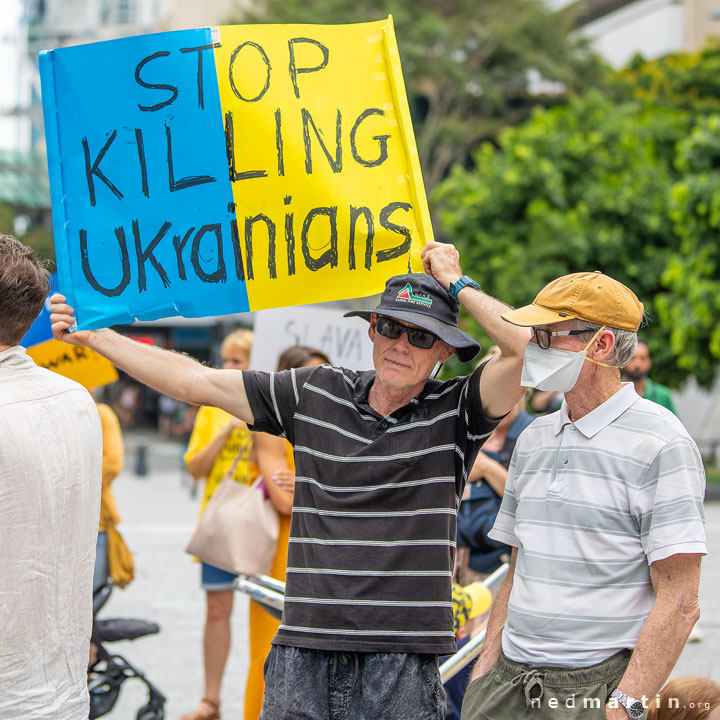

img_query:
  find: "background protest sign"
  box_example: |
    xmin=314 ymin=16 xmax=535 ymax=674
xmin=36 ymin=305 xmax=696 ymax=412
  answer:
xmin=250 ymin=305 xmax=374 ymax=372
xmin=20 ymin=277 xmax=119 ymax=389
xmin=40 ymin=18 xmax=432 ymax=331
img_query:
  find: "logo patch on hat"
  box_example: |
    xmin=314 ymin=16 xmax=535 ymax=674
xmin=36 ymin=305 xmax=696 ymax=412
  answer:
xmin=396 ymin=283 xmax=432 ymax=307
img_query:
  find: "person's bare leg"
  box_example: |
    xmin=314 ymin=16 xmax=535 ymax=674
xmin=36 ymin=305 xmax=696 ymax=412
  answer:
xmin=180 ymin=589 xmax=233 ymax=720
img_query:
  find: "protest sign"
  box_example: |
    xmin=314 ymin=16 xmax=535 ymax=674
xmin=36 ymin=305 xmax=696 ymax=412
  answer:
xmin=26 ymin=340 xmax=119 ymax=389
xmin=249 ymin=305 xmax=374 ymax=372
xmin=40 ymin=18 xmax=432 ymax=331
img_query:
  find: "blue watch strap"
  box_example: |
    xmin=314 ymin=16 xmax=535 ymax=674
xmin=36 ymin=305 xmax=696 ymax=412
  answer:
xmin=449 ymin=275 xmax=481 ymax=302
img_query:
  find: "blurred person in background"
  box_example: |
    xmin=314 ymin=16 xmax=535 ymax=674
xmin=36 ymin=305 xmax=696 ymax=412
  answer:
xmin=456 ymin=347 xmax=535 ymax=586
xmin=244 ymin=345 xmax=331 ymax=720
xmin=181 ymin=329 xmax=256 ymax=720
xmin=623 ymin=340 xmax=677 ymax=414
xmin=647 ymin=677 xmax=720 ymax=720
xmin=0 ymin=234 xmax=102 ymax=719
xmin=92 ymin=394 xmax=125 ymax=593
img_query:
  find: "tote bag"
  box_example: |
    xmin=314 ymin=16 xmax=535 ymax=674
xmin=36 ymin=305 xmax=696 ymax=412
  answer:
xmin=185 ymin=437 xmax=279 ymax=577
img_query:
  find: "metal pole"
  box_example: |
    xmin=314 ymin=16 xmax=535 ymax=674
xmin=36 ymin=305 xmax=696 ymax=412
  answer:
xmin=438 ymin=562 xmax=510 ymax=684
xmin=235 ymin=576 xmax=285 ymax=620
xmin=234 ymin=562 xmax=510 ymax=682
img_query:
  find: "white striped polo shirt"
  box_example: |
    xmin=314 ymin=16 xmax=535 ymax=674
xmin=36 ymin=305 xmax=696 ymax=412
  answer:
xmin=490 ymin=383 xmax=706 ymax=667
xmin=243 ymin=362 xmax=498 ymax=654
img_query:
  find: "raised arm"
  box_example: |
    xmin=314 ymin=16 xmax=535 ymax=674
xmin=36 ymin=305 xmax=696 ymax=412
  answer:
xmin=50 ymin=295 xmax=254 ymax=423
xmin=421 ymin=243 xmax=530 ymax=418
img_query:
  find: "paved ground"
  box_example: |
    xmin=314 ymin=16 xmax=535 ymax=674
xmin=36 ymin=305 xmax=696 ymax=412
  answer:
xmin=102 ymin=436 xmax=720 ymax=719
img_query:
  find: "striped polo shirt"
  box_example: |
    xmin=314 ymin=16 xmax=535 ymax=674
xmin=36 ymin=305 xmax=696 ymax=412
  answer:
xmin=243 ymin=362 xmax=498 ymax=654
xmin=490 ymin=383 xmax=706 ymax=667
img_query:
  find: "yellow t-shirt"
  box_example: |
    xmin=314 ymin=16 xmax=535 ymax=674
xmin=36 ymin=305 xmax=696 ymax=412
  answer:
xmin=184 ymin=405 xmax=259 ymax=516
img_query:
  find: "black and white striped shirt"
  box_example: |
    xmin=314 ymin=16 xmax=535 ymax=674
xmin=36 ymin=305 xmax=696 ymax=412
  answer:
xmin=243 ymin=362 xmax=498 ymax=654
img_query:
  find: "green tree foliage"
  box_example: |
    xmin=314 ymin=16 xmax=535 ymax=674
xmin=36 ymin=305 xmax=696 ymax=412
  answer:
xmin=229 ymin=0 xmax=603 ymax=189
xmin=435 ymin=79 xmax=720 ymax=388
xmin=0 ymin=203 xmax=55 ymax=266
xmin=657 ymin=114 xmax=720 ymax=386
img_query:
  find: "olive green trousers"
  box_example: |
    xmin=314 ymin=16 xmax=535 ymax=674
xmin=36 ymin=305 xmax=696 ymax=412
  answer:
xmin=461 ymin=649 xmax=631 ymax=719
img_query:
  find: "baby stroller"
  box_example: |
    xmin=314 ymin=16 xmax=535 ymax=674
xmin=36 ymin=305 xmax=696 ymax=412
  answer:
xmin=88 ymin=579 xmax=167 ymax=719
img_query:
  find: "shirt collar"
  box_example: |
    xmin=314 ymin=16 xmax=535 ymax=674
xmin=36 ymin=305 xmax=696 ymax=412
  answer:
xmin=0 ymin=345 xmax=31 ymax=367
xmin=554 ymin=383 xmax=640 ymax=438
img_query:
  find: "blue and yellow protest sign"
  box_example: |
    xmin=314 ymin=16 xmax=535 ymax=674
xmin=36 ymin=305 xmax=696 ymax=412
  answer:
xmin=40 ymin=18 xmax=432 ymax=330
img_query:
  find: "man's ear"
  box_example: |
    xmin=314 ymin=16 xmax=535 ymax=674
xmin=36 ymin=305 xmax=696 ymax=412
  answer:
xmin=439 ymin=342 xmax=455 ymax=363
xmin=593 ymin=329 xmax=616 ymax=363
xmin=368 ymin=314 xmax=377 ymax=342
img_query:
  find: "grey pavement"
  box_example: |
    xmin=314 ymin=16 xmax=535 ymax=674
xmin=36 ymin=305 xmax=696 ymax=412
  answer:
xmin=102 ymin=437 xmax=720 ymax=719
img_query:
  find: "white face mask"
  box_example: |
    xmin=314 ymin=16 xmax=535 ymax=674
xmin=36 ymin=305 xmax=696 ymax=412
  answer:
xmin=521 ymin=326 xmax=611 ymax=393
xmin=521 ymin=342 xmax=587 ymax=393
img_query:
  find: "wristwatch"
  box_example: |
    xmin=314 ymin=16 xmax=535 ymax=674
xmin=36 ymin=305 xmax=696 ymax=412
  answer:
xmin=448 ymin=275 xmax=481 ymax=302
xmin=610 ymin=688 xmax=647 ymax=719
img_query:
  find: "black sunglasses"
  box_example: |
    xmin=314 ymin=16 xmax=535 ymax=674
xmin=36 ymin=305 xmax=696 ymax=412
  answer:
xmin=376 ymin=316 xmax=439 ymax=349
xmin=532 ymin=327 xmax=594 ymax=350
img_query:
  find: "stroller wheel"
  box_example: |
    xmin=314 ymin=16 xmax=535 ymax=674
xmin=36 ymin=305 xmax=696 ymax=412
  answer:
xmin=136 ymin=705 xmax=164 ymax=720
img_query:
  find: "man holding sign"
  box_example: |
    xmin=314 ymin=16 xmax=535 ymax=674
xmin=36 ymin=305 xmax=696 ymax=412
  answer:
xmin=50 ymin=241 xmax=529 ymax=718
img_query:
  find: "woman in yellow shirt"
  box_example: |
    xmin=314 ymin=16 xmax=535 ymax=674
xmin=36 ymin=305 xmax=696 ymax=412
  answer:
xmin=181 ymin=329 xmax=256 ymax=720
xmin=244 ymin=345 xmax=330 ymax=720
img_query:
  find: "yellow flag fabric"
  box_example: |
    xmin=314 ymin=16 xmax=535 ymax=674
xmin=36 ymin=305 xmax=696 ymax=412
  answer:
xmin=27 ymin=339 xmax=119 ymax=389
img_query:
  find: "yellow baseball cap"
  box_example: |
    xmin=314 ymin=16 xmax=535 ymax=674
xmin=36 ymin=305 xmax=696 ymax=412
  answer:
xmin=501 ymin=271 xmax=644 ymax=331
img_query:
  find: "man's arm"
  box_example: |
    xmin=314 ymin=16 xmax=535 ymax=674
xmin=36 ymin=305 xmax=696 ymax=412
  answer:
xmin=469 ymin=547 xmax=517 ymax=682
xmin=605 ymin=553 xmax=702 ymax=719
xmin=50 ymin=295 xmax=254 ymax=422
xmin=420 ymin=243 xmax=530 ymax=418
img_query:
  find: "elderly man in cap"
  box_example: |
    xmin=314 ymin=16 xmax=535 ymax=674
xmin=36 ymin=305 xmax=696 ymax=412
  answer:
xmin=50 ymin=242 xmax=529 ymax=720
xmin=462 ymin=272 xmax=706 ymax=720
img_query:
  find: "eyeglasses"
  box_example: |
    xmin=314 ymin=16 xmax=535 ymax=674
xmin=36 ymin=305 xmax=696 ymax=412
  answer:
xmin=376 ymin=316 xmax=439 ymax=349
xmin=532 ymin=327 xmax=594 ymax=350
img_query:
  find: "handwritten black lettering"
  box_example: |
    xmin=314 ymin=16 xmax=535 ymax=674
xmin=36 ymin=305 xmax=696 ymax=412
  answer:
xmin=377 ymin=202 xmax=412 ymax=262
xmin=229 ymin=41 xmax=271 ymax=102
xmin=284 ymin=195 xmax=295 ymax=276
xmin=191 ymin=224 xmax=226 ymax=283
xmin=287 ymin=38 xmax=329 ymax=100
xmin=350 ymin=109 xmax=390 ymax=168
xmin=301 ymin=206 xmax=338 ymax=271
xmin=82 ymin=131 xmax=123 ymax=207
xmin=223 ymin=111 xmax=267 ymax=182
xmin=135 ymin=51 xmax=178 ymax=112
xmin=135 ymin=128 xmax=149 ymax=198
xmin=179 ymin=43 xmax=220 ymax=110
xmin=166 ymin=124 xmax=216 ymax=191
xmin=348 ymin=206 xmax=375 ymax=271
xmin=133 ymin=219 xmax=172 ymax=292
xmin=230 ymin=217 xmax=245 ymax=281
xmin=173 ymin=227 xmax=194 ymax=280
xmin=302 ymin=108 xmax=342 ymax=174
xmin=275 ymin=108 xmax=285 ymax=176
xmin=80 ymin=227 xmax=131 ymax=297
xmin=244 ymin=214 xmax=277 ymax=280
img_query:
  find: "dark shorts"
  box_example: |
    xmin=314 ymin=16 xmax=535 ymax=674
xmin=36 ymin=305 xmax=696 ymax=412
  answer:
xmin=461 ymin=649 xmax=631 ymax=720
xmin=260 ymin=645 xmax=447 ymax=720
